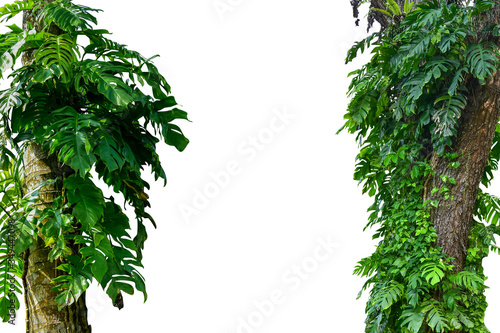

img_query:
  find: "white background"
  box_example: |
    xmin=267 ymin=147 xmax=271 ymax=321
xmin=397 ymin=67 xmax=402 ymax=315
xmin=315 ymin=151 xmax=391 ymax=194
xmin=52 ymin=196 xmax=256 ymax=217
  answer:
xmin=4 ymin=0 xmax=500 ymax=332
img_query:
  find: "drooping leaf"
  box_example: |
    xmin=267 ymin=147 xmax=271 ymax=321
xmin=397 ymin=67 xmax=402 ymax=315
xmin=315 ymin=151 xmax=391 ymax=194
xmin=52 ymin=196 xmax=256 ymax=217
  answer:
xmin=64 ymin=175 xmax=104 ymax=230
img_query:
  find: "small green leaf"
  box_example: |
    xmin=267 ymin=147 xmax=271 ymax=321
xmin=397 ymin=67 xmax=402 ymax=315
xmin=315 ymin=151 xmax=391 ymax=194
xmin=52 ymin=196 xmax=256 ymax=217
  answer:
xmin=162 ymin=123 xmax=189 ymax=151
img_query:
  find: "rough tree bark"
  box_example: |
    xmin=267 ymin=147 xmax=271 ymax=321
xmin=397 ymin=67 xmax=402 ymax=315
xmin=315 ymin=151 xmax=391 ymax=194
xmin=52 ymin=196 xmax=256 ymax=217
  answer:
xmin=424 ymin=74 xmax=500 ymax=274
xmin=23 ymin=145 xmax=90 ymax=333
xmin=20 ymin=1 xmax=91 ymax=332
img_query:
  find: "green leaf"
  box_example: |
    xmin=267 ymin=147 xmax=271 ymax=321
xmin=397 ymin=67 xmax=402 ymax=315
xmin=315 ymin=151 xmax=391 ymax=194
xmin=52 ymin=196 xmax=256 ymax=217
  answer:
xmin=387 ymin=0 xmax=402 ymax=16
xmin=41 ymin=2 xmax=99 ymax=32
xmin=82 ymin=60 xmax=133 ymax=106
xmin=52 ymin=273 xmax=89 ymax=309
xmin=0 ymin=1 xmax=33 ymax=22
xmin=421 ymin=261 xmax=446 ymax=285
xmin=162 ymin=123 xmax=189 ymax=151
xmin=132 ymin=271 xmax=147 ymax=302
xmin=35 ymin=34 xmax=78 ymax=83
xmin=403 ymin=0 xmax=414 ymax=14
xmin=94 ymin=131 xmax=124 ymax=172
xmin=401 ymin=310 xmax=424 ymax=332
xmin=465 ymin=43 xmax=499 ymax=83
xmin=64 ymin=175 xmax=104 ymax=230
xmin=371 ymin=8 xmax=392 ymax=17
xmin=32 ymin=68 xmax=54 ymax=83
xmin=69 ymin=131 xmax=95 ymax=176
xmin=115 ymin=281 xmax=134 ymax=295
xmin=102 ymin=201 xmax=130 ymax=233
xmin=91 ymin=251 xmax=107 ymax=283
xmin=6 ymin=24 xmax=22 ymax=33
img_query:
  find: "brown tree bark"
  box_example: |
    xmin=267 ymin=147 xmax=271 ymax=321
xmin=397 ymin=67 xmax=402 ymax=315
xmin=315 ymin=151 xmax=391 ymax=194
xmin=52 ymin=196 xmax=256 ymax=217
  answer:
xmin=23 ymin=145 xmax=91 ymax=333
xmin=424 ymin=75 xmax=500 ymax=273
xmin=21 ymin=2 xmax=92 ymax=332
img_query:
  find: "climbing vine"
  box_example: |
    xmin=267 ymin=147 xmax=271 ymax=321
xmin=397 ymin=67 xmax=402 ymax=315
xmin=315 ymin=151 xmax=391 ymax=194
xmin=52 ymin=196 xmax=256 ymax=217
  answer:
xmin=0 ymin=0 xmax=188 ymax=322
xmin=342 ymin=0 xmax=500 ymax=331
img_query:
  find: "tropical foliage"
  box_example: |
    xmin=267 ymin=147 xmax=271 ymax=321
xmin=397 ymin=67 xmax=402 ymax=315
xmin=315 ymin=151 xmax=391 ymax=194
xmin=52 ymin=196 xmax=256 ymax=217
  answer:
xmin=0 ymin=0 xmax=189 ymax=322
xmin=342 ymin=0 xmax=500 ymax=331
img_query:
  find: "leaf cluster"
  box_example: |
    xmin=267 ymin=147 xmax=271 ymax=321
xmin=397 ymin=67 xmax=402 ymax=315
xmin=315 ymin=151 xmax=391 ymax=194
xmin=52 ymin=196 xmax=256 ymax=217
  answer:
xmin=0 ymin=0 xmax=189 ymax=318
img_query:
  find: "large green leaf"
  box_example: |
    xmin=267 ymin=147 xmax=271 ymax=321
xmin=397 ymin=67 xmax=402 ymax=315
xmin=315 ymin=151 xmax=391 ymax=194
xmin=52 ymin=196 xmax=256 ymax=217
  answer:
xmin=64 ymin=175 xmax=104 ymax=230
xmin=41 ymin=2 xmax=99 ymax=32
xmin=94 ymin=130 xmax=125 ymax=172
xmin=465 ymin=42 xmax=499 ymax=83
xmin=90 ymin=250 xmax=107 ymax=283
xmin=35 ymin=34 xmax=78 ymax=83
xmin=83 ymin=60 xmax=133 ymax=106
xmin=52 ymin=261 xmax=90 ymax=309
xmin=0 ymin=0 xmax=33 ymax=23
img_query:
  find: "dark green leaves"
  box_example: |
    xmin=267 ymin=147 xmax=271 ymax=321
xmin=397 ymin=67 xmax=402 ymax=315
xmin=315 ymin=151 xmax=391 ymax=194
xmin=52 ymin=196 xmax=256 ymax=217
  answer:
xmin=0 ymin=0 xmax=188 ymax=316
xmin=81 ymin=60 xmax=133 ymax=106
xmin=90 ymin=250 xmax=107 ymax=283
xmin=342 ymin=1 xmax=497 ymax=331
xmin=94 ymin=130 xmax=125 ymax=172
xmin=45 ymin=107 xmax=99 ymax=176
xmin=39 ymin=202 xmax=73 ymax=261
xmin=32 ymin=68 xmax=54 ymax=83
xmin=345 ymin=32 xmax=379 ymax=64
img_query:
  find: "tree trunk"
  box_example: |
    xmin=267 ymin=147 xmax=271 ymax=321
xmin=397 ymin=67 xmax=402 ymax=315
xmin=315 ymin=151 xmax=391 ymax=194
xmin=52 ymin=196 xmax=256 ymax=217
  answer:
xmin=21 ymin=2 xmax=92 ymax=332
xmin=22 ymin=144 xmax=91 ymax=333
xmin=424 ymin=75 xmax=500 ymax=273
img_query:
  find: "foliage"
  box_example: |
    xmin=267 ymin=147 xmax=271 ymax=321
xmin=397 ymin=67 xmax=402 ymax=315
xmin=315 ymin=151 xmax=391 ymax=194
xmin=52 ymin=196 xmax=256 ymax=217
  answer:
xmin=0 ymin=0 xmax=189 ymax=321
xmin=343 ymin=0 xmax=500 ymax=331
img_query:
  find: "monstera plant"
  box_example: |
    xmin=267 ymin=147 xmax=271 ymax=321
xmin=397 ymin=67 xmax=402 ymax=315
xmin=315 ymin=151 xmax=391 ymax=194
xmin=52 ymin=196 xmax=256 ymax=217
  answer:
xmin=0 ymin=0 xmax=189 ymax=331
